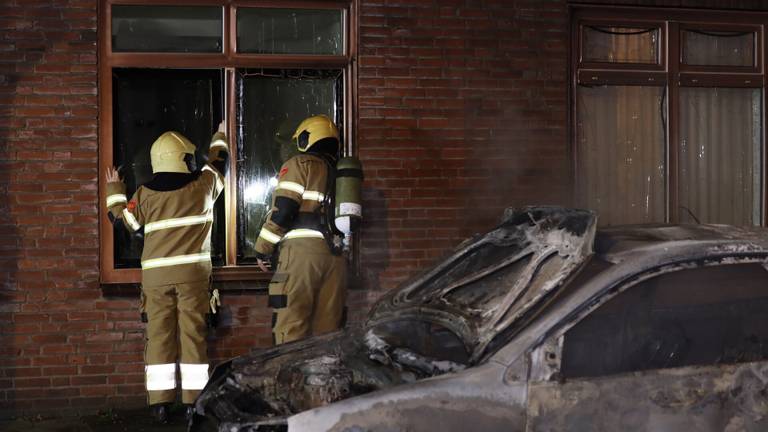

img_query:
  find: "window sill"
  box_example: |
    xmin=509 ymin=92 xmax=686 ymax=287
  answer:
xmin=100 ymin=266 xmax=272 ymax=284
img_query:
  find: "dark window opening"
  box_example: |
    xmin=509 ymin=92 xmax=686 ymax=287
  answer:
xmin=112 ymin=68 xmax=225 ymax=268
xmin=562 ymin=262 xmax=768 ymax=378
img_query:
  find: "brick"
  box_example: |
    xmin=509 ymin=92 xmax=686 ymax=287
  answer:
xmin=71 ymin=375 xmax=106 ymax=386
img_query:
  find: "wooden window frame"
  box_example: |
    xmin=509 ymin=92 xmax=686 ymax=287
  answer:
xmin=570 ymin=5 xmax=768 ymax=226
xmin=98 ymin=0 xmax=359 ymax=284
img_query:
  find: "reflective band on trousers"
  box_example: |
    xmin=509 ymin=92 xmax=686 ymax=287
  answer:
xmin=283 ymin=229 xmax=324 ymax=240
xmin=258 ymin=227 xmax=282 ymax=244
xmin=210 ymin=139 xmax=227 ymax=150
xmin=144 ymin=213 xmax=213 ymax=234
xmin=141 ymin=252 xmax=211 ymax=270
xmin=202 ymin=165 xmax=225 ymax=193
xmin=180 ymin=363 xmax=209 ymax=390
xmin=106 ymin=193 xmax=127 ymax=208
xmin=302 ymin=190 xmax=326 ymax=202
xmin=146 ymin=363 xmax=176 ymax=391
xmin=277 ymin=181 xmax=305 ymax=195
xmin=122 ymin=208 xmax=141 ymax=231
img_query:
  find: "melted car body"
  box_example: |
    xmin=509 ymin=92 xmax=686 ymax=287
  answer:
xmin=192 ymin=207 xmax=768 ymax=432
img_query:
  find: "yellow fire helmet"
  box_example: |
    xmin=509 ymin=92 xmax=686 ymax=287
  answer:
xmin=149 ymin=131 xmax=197 ymax=174
xmin=292 ymin=115 xmax=340 ymax=152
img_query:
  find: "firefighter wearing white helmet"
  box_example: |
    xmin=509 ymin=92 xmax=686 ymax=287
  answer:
xmin=104 ymin=123 xmax=229 ymax=424
xmin=255 ymin=114 xmax=351 ymax=345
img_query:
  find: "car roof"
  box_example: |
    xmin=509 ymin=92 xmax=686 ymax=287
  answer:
xmin=489 ymin=223 xmax=768 ymax=365
xmin=594 ymin=224 xmax=768 ymax=263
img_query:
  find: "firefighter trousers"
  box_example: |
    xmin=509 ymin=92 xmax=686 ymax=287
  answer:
xmin=269 ymin=238 xmax=347 ymax=345
xmin=143 ymin=279 xmax=210 ymax=405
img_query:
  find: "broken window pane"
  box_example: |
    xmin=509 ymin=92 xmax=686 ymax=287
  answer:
xmin=112 ymin=5 xmax=223 ymax=53
xmin=576 ymin=85 xmax=666 ymax=225
xmin=562 ymin=263 xmax=768 ymax=378
xmin=679 ymin=88 xmax=762 ymax=225
xmin=582 ymin=26 xmax=659 ymax=64
xmin=112 ymin=68 xmax=225 ymax=268
xmin=682 ymin=30 xmax=755 ymax=67
xmin=237 ymin=8 xmax=343 ymax=55
xmin=236 ymin=69 xmax=343 ymax=263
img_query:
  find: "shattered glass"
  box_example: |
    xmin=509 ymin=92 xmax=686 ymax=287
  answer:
xmin=237 ymin=8 xmax=343 ymax=55
xmin=236 ymin=69 xmax=343 ymax=263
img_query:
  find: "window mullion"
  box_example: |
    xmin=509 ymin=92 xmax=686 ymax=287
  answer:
xmin=225 ymin=67 xmax=238 ymax=267
xmin=668 ymin=21 xmax=680 ymax=224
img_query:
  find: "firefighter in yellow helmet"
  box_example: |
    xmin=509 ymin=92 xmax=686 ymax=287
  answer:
xmin=104 ymin=122 xmax=229 ymax=423
xmin=255 ymin=115 xmax=347 ymax=345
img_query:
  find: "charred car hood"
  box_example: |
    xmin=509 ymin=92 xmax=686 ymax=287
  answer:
xmin=192 ymin=207 xmax=596 ymax=431
xmin=194 ymin=327 xmax=467 ymax=431
xmin=368 ymin=206 xmax=596 ymax=361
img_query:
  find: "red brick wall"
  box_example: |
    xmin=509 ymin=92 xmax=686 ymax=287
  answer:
xmin=0 ymin=0 xmax=111 ymax=413
xmin=569 ymin=0 xmax=768 ymax=8
xmin=0 ymin=0 xmax=574 ymax=415
xmin=356 ymin=0 xmax=571 ymax=294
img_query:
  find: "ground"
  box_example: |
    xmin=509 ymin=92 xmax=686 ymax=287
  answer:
xmin=0 ymin=406 xmax=189 ymax=432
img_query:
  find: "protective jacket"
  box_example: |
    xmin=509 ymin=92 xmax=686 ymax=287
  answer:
xmin=255 ymin=152 xmax=333 ymax=256
xmin=106 ymin=132 xmax=228 ymax=286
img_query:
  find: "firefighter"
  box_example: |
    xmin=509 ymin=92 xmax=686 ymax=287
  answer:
xmin=104 ymin=122 xmax=229 ymax=423
xmin=255 ymin=115 xmax=347 ymax=345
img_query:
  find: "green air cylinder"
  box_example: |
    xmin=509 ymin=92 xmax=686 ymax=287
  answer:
xmin=334 ymin=157 xmax=363 ymax=236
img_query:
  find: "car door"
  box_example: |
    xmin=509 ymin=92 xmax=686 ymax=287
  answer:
xmin=526 ymin=260 xmax=768 ymax=432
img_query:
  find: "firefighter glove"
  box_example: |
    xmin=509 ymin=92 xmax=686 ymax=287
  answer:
xmin=209 ymin=288 xmax=221 ymax=314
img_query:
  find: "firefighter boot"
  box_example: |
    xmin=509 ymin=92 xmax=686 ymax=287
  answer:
xmin=151 ymin=403 xmax=169 ymax=424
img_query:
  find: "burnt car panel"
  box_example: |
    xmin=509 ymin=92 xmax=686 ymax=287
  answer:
xmin=192 ymin=207 xmax=768 ymax=432
xmin=288 ymin=361 xmax=527 ymax=432
xmin=523 ymin=256 xmax=768 ymax=432
xmin=528 ymin=362 xmax=768 ymax=432
xmin=368 ymin=206 xmax=597 ymax=362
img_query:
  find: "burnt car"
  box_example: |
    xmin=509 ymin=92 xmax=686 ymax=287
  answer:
xmin=192 ymin=206 xmax=768 ymax=432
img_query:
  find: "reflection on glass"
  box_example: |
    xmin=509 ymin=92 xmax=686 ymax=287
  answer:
xmin=582 ymin=26 xmax=658 ymax=63
xmin=237 ymin=69 xmax=343 ymax=262
xmin=112 ymin=5 xmax=223 ymax=53
xmin=112 ymin=69 xmax=225 ymax=267
xmin=682 ymin=30 xmax=754 ymax=67
xmin=577 ymin=85 xmax=666 ymax=225
xmin=679 ymin=88 xmax=762 ymax=226
xmin=237 ymin=8 xmax=343 ymax=55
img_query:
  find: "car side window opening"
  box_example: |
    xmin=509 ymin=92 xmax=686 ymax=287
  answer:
xmin=561 ymin=262 xmax=768 ymax=379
